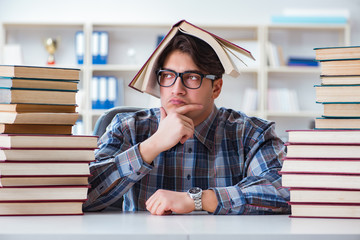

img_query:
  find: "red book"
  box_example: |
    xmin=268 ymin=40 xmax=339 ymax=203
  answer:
xmin=0 ymin=185 xmax=90 ymax=201
xmin=280 ymin=171 xmax=360 ymax=189
xmin=289 ymin=202 xmax=360 ymax=219
xmin=285 ymin=142 xmax=360 ymax=159
xmin=0 ymin=148 xmax=95 ymax=162
xmin=0 ymin=124 xmax=73 ymax=135
xmin=286 ymin=129 xmax=360 ymax=144
xmin=0 ymin=200 xmax=85 ymax=216
xmin=0 ymin=175 xmax=90 ymax=187
xmin=0 ymin=134 xmax=98 ymax=149
xmin=281 ymin=157 xmax=360 ymax=174
xmin=289 ymin=187 xmax=360 ymax=204
xmin=0 ymin=161 xmax=91 ymax=177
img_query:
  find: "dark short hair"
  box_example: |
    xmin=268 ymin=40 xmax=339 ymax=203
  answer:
xmin=157 ymin=33 xmax=225 ymax=79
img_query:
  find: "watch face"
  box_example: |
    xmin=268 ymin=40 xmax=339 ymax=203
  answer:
xmin=189 ymin=187 xmax=201 ymax=194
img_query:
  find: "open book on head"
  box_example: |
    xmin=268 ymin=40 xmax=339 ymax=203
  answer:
xmin=129 ymin=20 xmax=255 ymax=98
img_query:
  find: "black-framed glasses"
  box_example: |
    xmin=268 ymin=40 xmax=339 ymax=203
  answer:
xmin=156 ymin=69 xmax=217 ymax=89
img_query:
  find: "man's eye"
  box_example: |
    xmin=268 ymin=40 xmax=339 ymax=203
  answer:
xmin=162 ymin=73 xmax=174 ymax=79
xmin=188 ymin=74 xmax=201 ymax=81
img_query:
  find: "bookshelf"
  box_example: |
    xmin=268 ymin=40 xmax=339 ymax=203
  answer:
xmin=0 ymin=22 xmax=350 ymax=138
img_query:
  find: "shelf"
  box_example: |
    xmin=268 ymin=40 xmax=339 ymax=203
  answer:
xmin=91 ymin=64 xmax=141 ymax=72
xmin=267 ymin=66 xmax=321 ymax=73
xmin=266 ymin=111 xmax=322 ymax=117
xmin=0 ymin=21 xmax=350 ymax=136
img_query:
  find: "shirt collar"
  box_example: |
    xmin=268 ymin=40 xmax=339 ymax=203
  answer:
xmin=194 ymin=105 xmax=218 ymax=151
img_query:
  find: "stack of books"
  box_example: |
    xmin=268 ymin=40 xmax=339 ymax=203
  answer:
xmin=0 ymin=65 xmax=97 ymax=216
xmin=280 ymin=46 xmax=360 ymax=219
xmin=314 ymin=46 xmax=360 ymax=129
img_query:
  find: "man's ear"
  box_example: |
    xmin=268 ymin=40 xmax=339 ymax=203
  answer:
xmin=212 ymin=78 xmax=223 ymax=99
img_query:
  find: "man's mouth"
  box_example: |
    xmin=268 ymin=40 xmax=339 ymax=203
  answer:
xmin=169 ymin=98 xmax=186 ymax=105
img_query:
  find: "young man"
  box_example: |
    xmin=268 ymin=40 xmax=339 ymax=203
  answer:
xmin=83 ymin=33 xmax=290 ymax=215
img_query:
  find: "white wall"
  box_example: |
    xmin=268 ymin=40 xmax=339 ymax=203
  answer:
xmin=0 ymin=0 xmax=359 ymax=44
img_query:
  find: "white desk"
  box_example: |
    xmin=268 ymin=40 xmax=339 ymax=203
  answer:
xmin=0 ymin=212 xmax=359 ymax=240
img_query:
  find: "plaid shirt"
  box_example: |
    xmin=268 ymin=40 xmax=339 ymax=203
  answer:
xmin=83 ymin=107 xmax=290 ymax=214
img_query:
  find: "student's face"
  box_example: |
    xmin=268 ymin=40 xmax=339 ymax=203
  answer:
xmin=160 ymin=50 xmax=222 ymax=126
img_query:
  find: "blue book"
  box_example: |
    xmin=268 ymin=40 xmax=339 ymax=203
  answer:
xmin=271 ymin=16 xmax=348 ymax=24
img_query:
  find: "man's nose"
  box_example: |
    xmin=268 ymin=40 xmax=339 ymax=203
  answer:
xmin=171 ymin=76 xmax=186 ymax=94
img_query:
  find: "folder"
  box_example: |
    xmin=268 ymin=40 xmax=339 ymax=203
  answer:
xmin=75 ymin=31 xmax=84 ymax=65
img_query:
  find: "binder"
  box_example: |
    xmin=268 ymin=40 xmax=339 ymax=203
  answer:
xmin=75 ymin=31 xmax=84 ymax=65
xmin=107 ymin=76 xmax=117 ymax=109
xmin=92 ymin=76 xmax=122 ymax=109
xmin=92 ymin=32 xmax=100 ymax=64
xmin=92 ymin=31 xmax=109 ymax=64
xmin=99 ymin=76 xmax=107 ymax=109
xmin=91 ymin=76 xmax=100 ymax=109
xmin=99 ymin=31 xmax=109 ymax=64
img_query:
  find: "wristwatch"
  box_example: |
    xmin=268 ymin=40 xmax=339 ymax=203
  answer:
xmin=187 ymin=187 xmax=203 ymax=211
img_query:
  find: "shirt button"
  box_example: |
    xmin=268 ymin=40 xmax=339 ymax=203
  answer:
xmin=187 ymin=174 xmax=191 ymax=180
xmin=188 ymin=148 xmax=192 ymax=153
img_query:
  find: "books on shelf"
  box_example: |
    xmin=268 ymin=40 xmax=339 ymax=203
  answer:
xmin=0 ymin=65 xmax=80 ymax=80
xmin=267 ymin=88 xmax=299 ymax=112
xmin=287 ymin=129 xmax=360 ymax=143
xmin=0 ymin=185 xmax=89 ymax=201
xmin=271 ymin=16 xmax=348 ymax=24
xmin=0 ymin=201 xmax=85 ymax=216
xmin=75 ymin=31 xmax=85 ymax=65
xmin=92 ymin=31 xmax=109 ymax=64
xmin=267 ymin=42 xmax=285 ymax=67
xmin=129 ymin=19 xmax=254 ymax=98
xmin=0 ymin=134 xmax=97 ymax=149
xmin=0 ymin=148 xmax=95 ymax=161
xmin=285 ymin=142 xmax=360 ymax=159
xmin=315 ymin=117 xmax=360 ymax=129
xmin=289 ymin=203 xmax=360 ymax=219
xmin=241 ymin=88 xmax=258 ymax=113
xmin=0 ymin=103 xmax=77 ymax=113
xmin=320 ymin=75 xmax=360 ymax=85
xmin=0 ymin=88 xmax=77 ymax=105
xmin=315 ymin=85 xmax=360 ymax=102
xmin=0 ymin=124 xmax=73 ymax=135
xmin=287 ymin=57 xmax=318 ymax=67
xmin=0 ymin=112 xmax=79 ymax=125
xmin=91 ymin=76 xmax=124 ymax=109
xmin=314 ymin=46 xmax=360 ymax=61
xmin=322 ymin=102 xmax=360 ymax=117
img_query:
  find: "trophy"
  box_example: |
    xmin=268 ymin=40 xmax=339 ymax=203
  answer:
xmin=43 ymin=38 xmax=58 ymax=65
